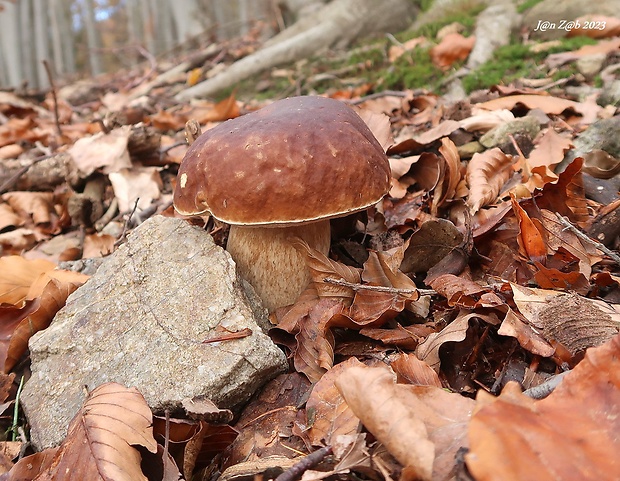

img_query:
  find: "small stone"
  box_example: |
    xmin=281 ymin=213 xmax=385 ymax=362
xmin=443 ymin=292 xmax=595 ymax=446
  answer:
xmin=576 ymin=53 xmax=607 ymax=79
xmin=21 ymin=215 xmax=287 ymax=449
xmin=479 ymin=116 xmax=540 ymax=149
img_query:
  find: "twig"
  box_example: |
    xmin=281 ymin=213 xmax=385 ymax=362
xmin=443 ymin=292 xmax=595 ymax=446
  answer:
xmin=556 ymin=214 xmax=620 ymax=265
xmin=275 ymin=446 xmax=333 ymax=481
xmin=114 ymin=198 xmax=140 ymax=247
xmin=347 ymin=90 xmax=410 ymax=105
xmin=42 ymin=60 xmax=63 ymax=138
xmin=523 ymin=371 xmax=569 ymax=399
xmin=323 ymin=277 xmax=434 ymax=296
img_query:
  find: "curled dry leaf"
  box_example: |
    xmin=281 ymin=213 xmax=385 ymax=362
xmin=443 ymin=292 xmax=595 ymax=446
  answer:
xmin=6 ymin=383 xmax=157 ymax=481
xmin=68 ymin=126 xmax=132 ymax=178
xmin=291 ymin=238 xmax=361 ymax=303
xmin=466 ymin=148 xmax=513 ymax=213
xmin=430 ymin=33 xmax=476 ymax=70
xmin=108 ymin=166 xmax=163 ymax=213
xmin=4 ymin=270 xmax=89 ymax=372
xmin=0 ymin=256 xmax=56 ymax=305
xmin=335 ymin=363 xmax=475 ymax=481
xmin=427 ymin=274 xmax=504 ymax=309
xmin=466 ymin=335 xmax=620 ymax=481
xmin=510 ymin=196 xmax=547 ymax=264
xmin=390 ymin=353 xmax=442 ymax=387
xmin=306 ymin=357 xmax=363 ymax=446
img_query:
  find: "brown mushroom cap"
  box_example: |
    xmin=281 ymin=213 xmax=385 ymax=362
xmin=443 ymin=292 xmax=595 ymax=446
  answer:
xmin=173 ymin=96 xmax=390 ymax=225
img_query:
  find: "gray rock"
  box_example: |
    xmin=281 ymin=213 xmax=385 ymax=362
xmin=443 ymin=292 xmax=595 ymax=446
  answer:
xmin=479 ymin=116 xmax=541 ymax=148
xmin=21 ymin=215 xmax=287 ymax=449
xmin=561 ymin=116 xmax=620 ymax=170
xmin=467 ymin=1 xmax=520 ymax=69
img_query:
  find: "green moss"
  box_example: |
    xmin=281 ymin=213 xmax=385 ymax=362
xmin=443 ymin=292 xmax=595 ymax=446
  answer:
xmin=461 ymin=35 xmax=599 ymax=92
xmin=382 ymin=47 xmax=446 ymax=90
xmin=517 ymin=0 xmax=545 ymax=14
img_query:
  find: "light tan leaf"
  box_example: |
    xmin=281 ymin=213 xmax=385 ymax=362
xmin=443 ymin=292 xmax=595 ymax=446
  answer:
xmin=498 ymin=308 xmax=555 ymax=357
xmin=416 ymin=311 xmax=472 ymax=371
xmin=4 ymin=270 xmax=89 ymax=372
xmin=0 ymin=256 xmax=56 ymax=305
xmin=108 ymin=167 xmax=162 ymax=213
xmin=390 ymin=353 xmax=442 ymax=387
xmin=355 ymin=107 xmax=393 ymax=151
xmin=466 ymin=335 xmax=620 ymax=481
xmin=546 ymin=37 xmax=620 ymax=67
xmin=68 ymin=126 xmax=132 ymax=178
xmin=466 ymin=148 xmax=513 ymax=213
xmin=335 ymin=364 xmax=475 ymax=481
xmin=527 ymin=128 xmax=573 ymax=169
xmin=476 ymin=94 xmax=601 ymax=125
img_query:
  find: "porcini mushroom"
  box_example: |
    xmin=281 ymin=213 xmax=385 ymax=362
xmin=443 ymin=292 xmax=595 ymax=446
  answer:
xmin=173 ymin=96 xmax=390 ymax=312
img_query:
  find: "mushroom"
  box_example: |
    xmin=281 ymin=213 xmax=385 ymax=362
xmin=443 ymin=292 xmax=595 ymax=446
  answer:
xmin=173 ymin=96 xmax=390 ymax=312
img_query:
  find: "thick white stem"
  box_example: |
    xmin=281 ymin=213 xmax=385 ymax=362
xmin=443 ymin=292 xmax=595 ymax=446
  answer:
xmin=226 ymin=221 xmax=331 ymax=312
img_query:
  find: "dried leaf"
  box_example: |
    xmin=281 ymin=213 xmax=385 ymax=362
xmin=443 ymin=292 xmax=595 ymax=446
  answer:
xmin=306 ymin=357 xmax=363 ymax=446
xmin=10 ymin=383 xmax=157 ymax=481
xmin=527 ymin=128 xmax=573 ymax=170
xmin=511 ymin=196 xmax=547 ymax=264
xmin=427 ymin=274 xmax=504 ymax=308
xmin=0 ymin=256 xmax=56 ymax=305
xmin=390 ymin=353 xmax=442 ymax=387
xmin=498 ymin=308 xmax=555 ymax=357
xmin=108 ymin=167 xmax=162 ymax=213
xmin=466 ymin=148 xmax=513 ymax=213
xmin=430 ymin=33 xmax=476 ymax=70
xmin=336 ymin=364 xmax=475 ymax=481
xmin=401 ymin=219 xmax=463 ymax=274
xmin=416 ymin=311 xmax=472 ymax=371
xmin=466 ymin=335 xmax=620 ymax=481
xmin=570 ymin=15 xmax=620 ymax=38
xmin=292 ymin=238 xmax=361 ymax=303
xmin=68 ymin=126 xmax=132 ymax=178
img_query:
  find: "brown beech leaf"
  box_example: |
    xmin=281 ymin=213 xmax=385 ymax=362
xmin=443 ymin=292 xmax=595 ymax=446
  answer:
xmin=498 ymin=308 xmax=555 ymax=357
xmin=511 ymin=284 xmax=620 ymax=355
xmin=511 ymin=196 xmax=547 ymax=264
xmin=527 ymin=128 xmax=573 ymax=170
xmin=360 ymin=323 xmax=435 ymax=350
xmin=390 ymin=353 xmax=442 ymax=387
xmin=466 ymin=148 xmax=513 ymax=213
xmin=108 ymin=166 xmax=162 ymax=213
xmin=546 ymin=37 xmax=620 ymax=68
xmin=537 ymin=157 xmax=589 ymax=226
xmin=291 ymin=238 xmax=361 ymax=303
xmin=355 ymin=107 xmax=394 ymax=151
xmin=348 ymin=251 xmax=419 ymax=326
xmin=427 ymin=274 xmax=504 ymax=308
xmin=430 ymin=33 xmax=476 ymax=70
xmin=533 ymin=261 xmax=590 ymax=294
xmin=0 ymin=256 xmax=56 ymax=305
xmin=416 ymin=311 xmax=474 ymax=371
xmin=4 ymin=270 xmax=89 ymax=372
xmin=433 ymin=137 xmax=463 ymax=214
xmin=6 ymin=383 xmax=157 ymax=481
xmin=335 ymin=364 xmax=475 ymax=481
xmin=306 ymin=357 xmax=363 ymax=447
xmin=401 ymin=218 xmax=463 ymax=274
xmin=466 ymin=335 xmax=620 ymax=481
xmin=0 ymin=203 xmax=23 ymax=232
xmin=2 ymin=449 xmax=59 ymax=481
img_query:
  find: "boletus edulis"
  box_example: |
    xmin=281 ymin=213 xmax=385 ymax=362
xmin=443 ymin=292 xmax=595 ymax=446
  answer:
xmin=173 ymin=96 xmax=390 ymax=312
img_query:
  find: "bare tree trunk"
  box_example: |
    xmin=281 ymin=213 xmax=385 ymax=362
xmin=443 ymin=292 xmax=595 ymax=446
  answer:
xmin=83 ymin=0 xmax=103 ymax=75
xmin=139 ymin=0 xmax=156 ymax=54
xmin=19 ymin=0 xmax=36 ymax=87
xmin=176 ymin=0 xmax=416 ymax=100
xmin=168 ymin=0 xmax=207 ymax=43
xmin=49 ymin=0 xmax=65 ymax=75
xmin=59 ymin=0 xmax=76 ymax=75
xmin=32 ymin=0 xmax=50 ymax=88
xmin=0 ymin=0 xmax=22 ymax=87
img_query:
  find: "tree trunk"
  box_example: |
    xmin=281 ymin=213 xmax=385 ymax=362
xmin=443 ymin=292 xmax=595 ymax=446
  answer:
xmin=176 ymin=0 xmax=416 ymax=101
xmin=168 ymin=0 xmax=208 ymax=43
xmin=49 ymin=0 xmax=65 ymax=75
xmin=19 ymin=0 xmax=36 ymax=87
xmin=0 ymin=0 xmax=22 ymax=87
xmin=32 ymin=0 xmax=49 ymax=88
xmin=83 ymin=0 xmax=103 ymax=75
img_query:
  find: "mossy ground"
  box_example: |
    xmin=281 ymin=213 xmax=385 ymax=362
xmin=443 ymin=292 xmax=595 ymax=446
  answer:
xmin=224 ymin=3 xmax=601 ymax=102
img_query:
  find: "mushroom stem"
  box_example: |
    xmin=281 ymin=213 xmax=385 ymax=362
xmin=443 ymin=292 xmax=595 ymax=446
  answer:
xmin=226 ymin=220 xmax=331 ymax=312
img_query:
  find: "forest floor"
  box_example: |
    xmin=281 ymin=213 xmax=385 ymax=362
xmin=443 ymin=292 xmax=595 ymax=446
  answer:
xmin=0 ymin=1 xmax=620 ymax=480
